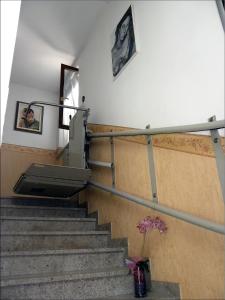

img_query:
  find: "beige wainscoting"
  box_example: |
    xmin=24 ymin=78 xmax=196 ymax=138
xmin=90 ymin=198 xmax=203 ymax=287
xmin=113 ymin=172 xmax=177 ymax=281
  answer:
xmin=85 ymin=123 xmax=224 ymax=300
xmin=0 ymin=143 xmax=62 ymax=197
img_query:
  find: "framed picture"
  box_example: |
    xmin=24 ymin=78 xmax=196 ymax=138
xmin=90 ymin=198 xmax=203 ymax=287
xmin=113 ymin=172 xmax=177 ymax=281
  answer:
xmin=14 ymin=101 xmax=44 ymax=134
xmin=216 ymin=0 xmax=225 ymax=32
xmin=111 ymin=5 xmax=137 ymax=78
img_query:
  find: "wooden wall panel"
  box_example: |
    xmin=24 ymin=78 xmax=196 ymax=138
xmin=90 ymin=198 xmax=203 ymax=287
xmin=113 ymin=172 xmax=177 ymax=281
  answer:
xmin=85 ymin=124 xmax=224 ymax=300
xmin=115 ymin=140 xmax=152 ymax=200
xmin=155 ymin=147 xmax=224 ymax=222
xmin=0 ymin=144 xmax=61 ymax=197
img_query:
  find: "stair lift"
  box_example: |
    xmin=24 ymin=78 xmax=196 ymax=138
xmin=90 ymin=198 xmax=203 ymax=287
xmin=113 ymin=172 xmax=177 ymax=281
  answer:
xmin=13 ymin=100 xmax=91 ymax=198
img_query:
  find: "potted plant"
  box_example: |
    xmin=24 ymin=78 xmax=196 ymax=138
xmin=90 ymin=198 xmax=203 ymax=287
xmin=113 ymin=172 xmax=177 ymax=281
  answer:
xmin=126 ymin=216 xmax=167 ymax=298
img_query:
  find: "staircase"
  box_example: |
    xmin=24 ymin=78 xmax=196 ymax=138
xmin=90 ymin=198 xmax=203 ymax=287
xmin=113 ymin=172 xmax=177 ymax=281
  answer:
xmin=0 ymin=197 xmax=180 ymax=299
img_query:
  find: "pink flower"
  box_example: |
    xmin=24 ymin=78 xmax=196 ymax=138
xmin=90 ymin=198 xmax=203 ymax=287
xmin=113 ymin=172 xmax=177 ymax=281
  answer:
xmin=137 ymin=216 xmax=167 ymax=234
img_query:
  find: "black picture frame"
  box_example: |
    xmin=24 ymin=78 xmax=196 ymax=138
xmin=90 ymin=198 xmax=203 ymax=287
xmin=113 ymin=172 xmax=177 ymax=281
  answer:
xmin=14 ymin=101 xmax=44 ymax=134
xmin=111 ymin=5 xmax=137 ymax=78
xmin=216 ymin=0 xmax=225 ymax=32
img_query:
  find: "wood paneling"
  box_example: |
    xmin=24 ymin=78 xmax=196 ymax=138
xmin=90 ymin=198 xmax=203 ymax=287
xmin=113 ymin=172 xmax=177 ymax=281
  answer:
xmin=86 ymin=124 xmax=224 ymax=300
xmin=0 ymin=144 xmax=61 ymax=197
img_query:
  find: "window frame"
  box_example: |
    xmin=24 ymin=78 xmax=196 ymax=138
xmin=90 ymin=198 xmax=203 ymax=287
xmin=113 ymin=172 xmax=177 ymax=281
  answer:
xmin=59 ymin=64 xmax=79 ymax=130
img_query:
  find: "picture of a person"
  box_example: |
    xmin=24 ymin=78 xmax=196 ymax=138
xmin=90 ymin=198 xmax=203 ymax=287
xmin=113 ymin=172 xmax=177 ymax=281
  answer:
xmin=18 ymin=108 xmax=40 ymax=131
xmin=111 ymin=6 xmax=136 ymax=77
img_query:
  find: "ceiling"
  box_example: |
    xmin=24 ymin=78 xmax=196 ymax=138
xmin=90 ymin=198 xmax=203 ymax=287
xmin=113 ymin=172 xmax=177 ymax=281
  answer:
xmin=10 ymin=0 xmax=107 ymax=94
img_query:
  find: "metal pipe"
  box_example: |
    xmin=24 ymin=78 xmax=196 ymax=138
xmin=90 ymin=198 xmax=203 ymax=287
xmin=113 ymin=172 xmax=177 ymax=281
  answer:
xmin=145 ymin=124 xmax=158 ymax=202
xmin=110 ymin=137 xmax=115 ymax=187
xmin=88 ymin=160 xmax=113 ymax=168
xmin=88 ymin=120 xmax=225 ymax=139
xmin=26 ymin=101 xmax=89 ymax=113
xmin=88 ymin=181 xmax=225 ymax=235
xmin=210 ymin=130 xmax=225 ymax=202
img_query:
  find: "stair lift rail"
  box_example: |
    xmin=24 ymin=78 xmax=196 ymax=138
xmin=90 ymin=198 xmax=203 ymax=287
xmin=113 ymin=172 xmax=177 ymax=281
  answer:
xmin=87 ymin=118 xmax=225 ymax=235
xmin=89 ymin=180 xmax=225 ymax=235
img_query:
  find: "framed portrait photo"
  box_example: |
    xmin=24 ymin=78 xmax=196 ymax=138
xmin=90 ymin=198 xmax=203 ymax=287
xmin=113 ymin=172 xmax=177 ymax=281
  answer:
xmin=111 ymin=5 xmax=137 ymax=79
xmin=14 ymin=101 xmax=44 ymax=134
xmin=216 ymin=0 xmax=225 ymax=32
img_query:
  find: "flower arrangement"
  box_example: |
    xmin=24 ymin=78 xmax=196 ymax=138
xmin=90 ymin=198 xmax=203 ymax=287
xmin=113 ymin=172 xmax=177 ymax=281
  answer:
xmin=137 ymin=216 xmax=167 ymax=256
xmin=125 ymin=216 xmax=167 ymax=271
xmin=125 ymin=216 xmax=167 ymax=297
xmin=137 ymin=216 xmax=167 ymax=234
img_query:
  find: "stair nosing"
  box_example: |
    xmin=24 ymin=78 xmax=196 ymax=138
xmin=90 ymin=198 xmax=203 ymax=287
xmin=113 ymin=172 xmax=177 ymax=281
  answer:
xmin=0 ymin=247 xmax=126 ymax=257
xmin=1 ymin=267 xmax=129 ymax=287
xmin=0 ymin=216 xmax=95 ymax=222
xmin=0 ymin=205 xmax=86 ymax=211
xmin=1 ymin=230 xmax=110 ymax=236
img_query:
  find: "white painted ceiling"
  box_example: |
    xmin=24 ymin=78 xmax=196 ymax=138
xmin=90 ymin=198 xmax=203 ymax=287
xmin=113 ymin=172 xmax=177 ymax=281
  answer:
xmin=10 ymin=0 xmax=107 ymax=94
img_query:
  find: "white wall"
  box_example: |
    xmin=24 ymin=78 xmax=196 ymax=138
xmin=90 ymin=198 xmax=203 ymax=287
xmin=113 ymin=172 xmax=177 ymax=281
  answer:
xmin=77 ymin=1 xmax=224 ymax=130
xmin=3 ymin=83 xmax=59 ymax=150
xmin=1 ymin=1 xmax=21 ymax=144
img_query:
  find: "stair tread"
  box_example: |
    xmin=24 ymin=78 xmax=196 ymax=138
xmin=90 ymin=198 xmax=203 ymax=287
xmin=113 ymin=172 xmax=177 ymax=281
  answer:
xmin=1 ymin=267 xmax=129 ymax=287
xmin=91 ymin=281 xmax=179 ymax=299
xmin=92 ymin=291 xmax=178 ymax=300
xmin=1 ymin=230 xmax=110 ymax=235
xmin=1 ymin=216 xmax=95 ymax=222
xmin=0 ymin=205 xmax=85 ymax=211
xmin=1 ymin=247 xmax=125 ymax=257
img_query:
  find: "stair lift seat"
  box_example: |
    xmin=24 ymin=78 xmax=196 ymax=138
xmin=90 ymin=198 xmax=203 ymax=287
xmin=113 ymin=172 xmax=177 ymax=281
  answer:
xmin=14 ymin=164 xmax=91 ymax=198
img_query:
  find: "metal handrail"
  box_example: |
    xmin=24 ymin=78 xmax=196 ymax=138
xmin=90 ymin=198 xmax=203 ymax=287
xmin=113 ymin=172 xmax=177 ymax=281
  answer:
xmin=89 ymin=180 xmax=225 ymax=235
xmin=26 ymin=101 xmax=89 ymax=160
xmin=88 ymin=120 xmax=225 ymax=138
xmin=88 ymin=119 xmax=225 ymax=235
xmin=26 ymin=101 xmax=89 ymax=114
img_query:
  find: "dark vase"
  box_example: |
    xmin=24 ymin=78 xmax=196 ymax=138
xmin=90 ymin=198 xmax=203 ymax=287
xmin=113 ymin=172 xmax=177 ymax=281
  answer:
xmin=144 ymin=259 xmax=152 ymax=292
xmin=133 ymin=263 xmax=147 ymax=298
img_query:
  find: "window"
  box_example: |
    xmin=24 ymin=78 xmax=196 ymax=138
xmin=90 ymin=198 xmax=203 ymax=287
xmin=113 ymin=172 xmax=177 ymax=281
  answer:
xmin=59 ymin=64 xmax=79 ymax=130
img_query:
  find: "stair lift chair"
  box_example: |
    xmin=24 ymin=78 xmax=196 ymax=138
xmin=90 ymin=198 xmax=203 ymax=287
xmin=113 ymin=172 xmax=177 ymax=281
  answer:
xmin=13 ymin=104 xmax=91 ymax=198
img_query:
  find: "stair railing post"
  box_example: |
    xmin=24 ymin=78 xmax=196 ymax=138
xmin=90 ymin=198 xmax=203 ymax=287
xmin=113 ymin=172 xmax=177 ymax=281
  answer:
xmin=110 ymin=134 xmax=115 ymax=188
xmin=145 ymin=124 xmax=158 ymax=203
xmin=208 ymin=115 xmax=225 ymax=203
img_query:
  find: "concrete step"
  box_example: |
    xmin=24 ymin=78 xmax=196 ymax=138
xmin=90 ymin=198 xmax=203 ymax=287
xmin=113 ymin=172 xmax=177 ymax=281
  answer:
xmin=1 ymin=268 xmax=133 ymax=300
xmin=0 ymin=196 xmax=80 ymax=208
xmin=0 ymin=205 xmax=86 ymax=218
xmin=89 ymin=281 xmax=180 ymax=300
xmin=1 ymin=230 xmax=111 ymax=252
xmin=93 ymin=281 xmax=180 ymax=299
xmin=1 ymin=216 xmax=96 ymax=232
xmin=1 ymin=247 xmax=126 ymax=277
